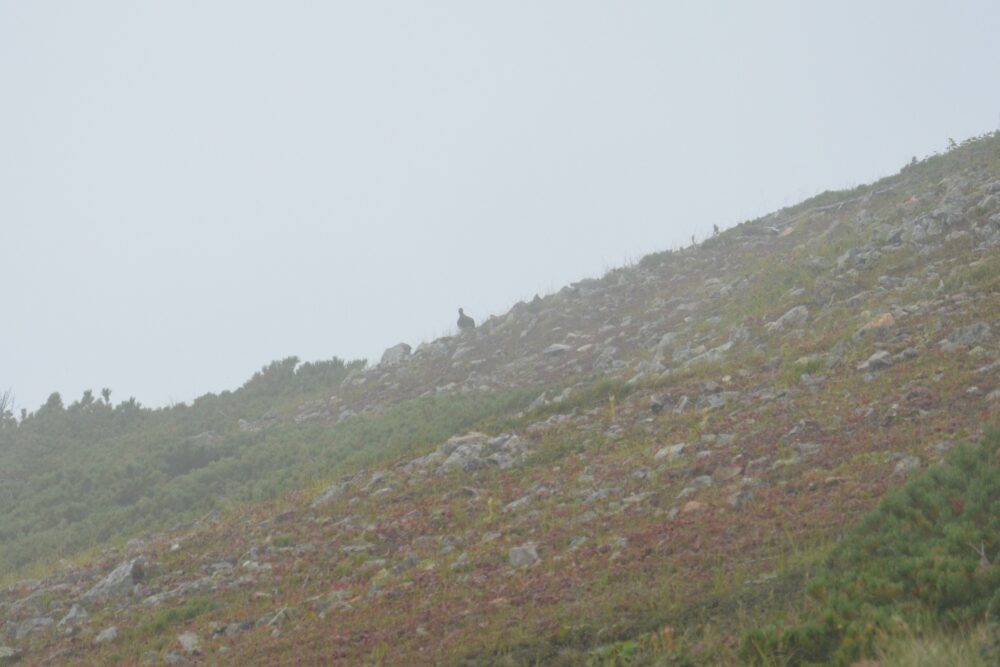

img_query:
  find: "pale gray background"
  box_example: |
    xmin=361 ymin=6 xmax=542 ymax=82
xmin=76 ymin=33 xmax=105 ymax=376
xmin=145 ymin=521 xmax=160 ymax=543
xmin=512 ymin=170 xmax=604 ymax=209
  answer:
xmin=3 ymin=1 xmax=999 ymax=412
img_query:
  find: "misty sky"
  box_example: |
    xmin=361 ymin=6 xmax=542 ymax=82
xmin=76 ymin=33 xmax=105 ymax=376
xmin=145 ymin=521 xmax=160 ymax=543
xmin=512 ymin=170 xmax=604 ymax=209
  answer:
xmin=3 ymin=2 xmax=1000 ymax=413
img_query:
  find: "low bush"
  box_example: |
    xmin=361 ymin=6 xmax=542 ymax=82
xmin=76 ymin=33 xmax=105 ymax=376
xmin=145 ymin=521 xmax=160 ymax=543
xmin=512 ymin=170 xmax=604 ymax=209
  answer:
xmin=742 ymin=429 xmax=1000 ymax=666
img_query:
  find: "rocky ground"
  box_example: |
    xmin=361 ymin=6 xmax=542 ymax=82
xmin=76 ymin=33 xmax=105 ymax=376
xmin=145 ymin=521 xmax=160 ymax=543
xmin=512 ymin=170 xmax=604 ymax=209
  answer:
xmin=2 ymin=136 xmax=1000 ymax=665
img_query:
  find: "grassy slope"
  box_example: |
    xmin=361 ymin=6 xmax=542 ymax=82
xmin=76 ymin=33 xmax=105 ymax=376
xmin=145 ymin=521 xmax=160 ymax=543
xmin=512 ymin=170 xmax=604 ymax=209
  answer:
xmin=0 ymin=357 xmax=536 ymax=577
xmin=1 ymin=132 xmax=1000 ymax=665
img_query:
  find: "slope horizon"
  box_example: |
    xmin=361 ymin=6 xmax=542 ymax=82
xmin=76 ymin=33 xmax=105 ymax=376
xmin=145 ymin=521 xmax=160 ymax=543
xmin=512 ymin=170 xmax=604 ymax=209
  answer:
xmin=2 ymin=128 xmax=999 ymax=665
xmin=11 ymin=125 xmax=998 ymax=417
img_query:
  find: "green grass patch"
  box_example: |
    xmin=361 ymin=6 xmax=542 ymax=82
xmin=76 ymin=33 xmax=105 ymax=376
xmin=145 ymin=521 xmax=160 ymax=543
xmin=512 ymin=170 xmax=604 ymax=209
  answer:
xmin=741 ymin=429 xmax=1000 ymax=666
xmin=138 ymin=597 xmax=219 ymax=636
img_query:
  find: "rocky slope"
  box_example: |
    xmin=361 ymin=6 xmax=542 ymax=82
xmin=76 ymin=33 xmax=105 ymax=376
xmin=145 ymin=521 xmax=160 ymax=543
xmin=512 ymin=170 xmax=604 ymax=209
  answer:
xmin=2 ymin=134 xmax=1000 ymax=665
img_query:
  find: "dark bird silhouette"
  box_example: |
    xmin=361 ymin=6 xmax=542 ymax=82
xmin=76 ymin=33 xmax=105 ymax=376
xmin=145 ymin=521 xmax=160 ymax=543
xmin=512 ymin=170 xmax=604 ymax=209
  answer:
xmin=457 ymin=308 xmax=476 ymax=332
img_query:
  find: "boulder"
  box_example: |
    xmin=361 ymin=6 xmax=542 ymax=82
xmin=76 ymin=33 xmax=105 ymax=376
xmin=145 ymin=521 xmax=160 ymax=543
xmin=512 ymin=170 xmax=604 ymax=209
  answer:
xmin=58 ymin=604 xmax=88 ymax=627
xmin=14 ymin=617 xmax=52 ymax=640
xmin=177 ymin=631 xmax=201 ymax=654
xmin=311 ymin=481 xmax=349 ymax=509
xmin=894 ymin=455 xmax=921 ymax=476
xmin=857 ymin=350 xmax=892 ymax=371
xmin=654 ymin=443 xmax=686 ymax=462
xmin=82 ymin=558 xmax=144 ymax=603
xmin=765 ymin=305 xmax=809 ymax=332
xmin=379 ymin=343 xmax=412 ymax=367
xmin=508 ymin=544 xmax=539 ymax=569
xmin=942 ymin=322 xmax=992 ymax=350
xmin=856 ymin=313 xmax=895 ymax=337
xmin=0 ymin=647 xmax=21 ymax=664
xmin=682 ymin=500 xmax=706 ymax=514
xmin=94 ymin=626 xmax=118 ymax=644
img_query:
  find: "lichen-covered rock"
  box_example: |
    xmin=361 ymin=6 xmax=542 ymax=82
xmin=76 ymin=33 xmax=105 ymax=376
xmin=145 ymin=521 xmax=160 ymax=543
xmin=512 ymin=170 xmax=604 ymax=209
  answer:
xmin=380 ymin=343 xmax=412 ymax=367
xmin=94 ymin=626 xmax=118 ymax=644
xmin=765 ymin=305 xmax=809 ymax=331
xmin=82 ymin=558 xmax=144 ymax=603
xmin=508 ymin=544 xmax=539 ymax=568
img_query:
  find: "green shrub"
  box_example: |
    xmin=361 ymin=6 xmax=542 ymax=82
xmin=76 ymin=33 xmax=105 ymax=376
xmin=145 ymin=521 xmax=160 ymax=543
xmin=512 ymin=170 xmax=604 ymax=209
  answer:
xmin=741 ymin=429 xmax=1000 ymax=666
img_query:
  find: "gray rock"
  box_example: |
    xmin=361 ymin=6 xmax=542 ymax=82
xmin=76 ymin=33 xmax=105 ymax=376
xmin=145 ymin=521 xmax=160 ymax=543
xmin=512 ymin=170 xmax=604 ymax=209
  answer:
xmin=682 ymin=341 xmax=733 ymax=368
xmin=594 ymin=345 xmax=620 ymax=371
xmin=766 ymin=305 xmax=809 ymax=331
xmin=177 ymin=631 xmax=201 ymax=654
xmin=0 ymin=646 xmax=21 ymax=664
xmin=162 ymin=652 xmax=184 ymax=664
xmin=310 ymin=481 xmax=350 ymax=508
xmin=582 ymin=486 xmax=617 ymax=504
xmin=379 ymin=343 xmax=411 ymax=367
xmin=508 ymin=544 xmax=539 ymax=569
xmin=94 ymin=626 xmax=118 ymax=644
xmin=218 ymin=621 xmax=253 ymax=637
xmin=542 ymin=343 xmax=574 ymax=356
xmin=942 ymin=322 xmax=992 ymax=350
xmin=58 ymin=604 xmax=88 ymax=627
xmin=894 ymin=456 xmax=921 ymax=475
xmin=654 ymin=443 xmax=686 ymax=461
xmin=857 ymin=350 xmax=892 ymax=371
xmin=14 ymin=617 xmax=52 ymax=640
xmin=794 ymin=442 xmax=822 ymax=456
xmin=82 ymin=558 xmax=144 ymax=603
xmin=692 ymin=475 xmax=714 ymax=489
xmin=704 ymin=391 xmax=739 ymax=410
xmin=504 ymin=494 xmax=533 ymax=513
xmin=440 ymin=432 xmax=489 ymax=456
xmin=415 ymin=340 xmax=451 ymax=357
xmin=441 ymin=442 xmax=486 ymax=471
xmin=260 ymin=607 xmax=299 ymax=628
xmin=528 ymin=392 xmax=549 ymax=411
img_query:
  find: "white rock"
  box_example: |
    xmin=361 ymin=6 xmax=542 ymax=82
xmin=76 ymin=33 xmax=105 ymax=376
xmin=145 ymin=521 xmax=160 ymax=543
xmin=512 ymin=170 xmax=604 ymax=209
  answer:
xmin=508 ymin=543 xmax=539 ymax=568
xmin=95 ymin=626 xmax=118 ymax=644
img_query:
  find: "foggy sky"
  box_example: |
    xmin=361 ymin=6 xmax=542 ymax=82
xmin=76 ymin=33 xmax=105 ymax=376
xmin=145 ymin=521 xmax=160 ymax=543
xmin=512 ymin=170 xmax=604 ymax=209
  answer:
xmin=3 ymin=1 xmax=1000 ymax=413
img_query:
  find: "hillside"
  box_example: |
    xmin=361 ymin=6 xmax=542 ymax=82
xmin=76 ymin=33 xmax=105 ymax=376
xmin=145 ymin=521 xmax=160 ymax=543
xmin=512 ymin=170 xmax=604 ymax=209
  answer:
xmin=2 ymin=132 xmax=1000 ymax=665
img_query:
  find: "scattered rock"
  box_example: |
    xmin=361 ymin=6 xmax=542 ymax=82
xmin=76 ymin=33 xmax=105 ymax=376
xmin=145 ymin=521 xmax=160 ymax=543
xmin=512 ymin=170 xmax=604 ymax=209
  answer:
xmin=213 ymin=621 xmax=253 ymax=637
xmin=14 ymin=616 xmax=53 ymax=640
xmin=654 ymin=443 xmax=686 ymax=462
xmin=682 ymin=500 xmax=705 ymax=514
xmin=942 ymin=322 xmax=992 ymax=351
xmin=715 ymin=465 xmax=743 ymax=481
xmin=379 ymin=343 xmax=412 ymax=367
xmin=58 ymin=604 xmax=88 ymax=627
xmin=894 ymin=455 xmax=921 ymax=476
xmin=0 ymin=647 xmax=21 ymax=664
xmin=310 ymin=482 xmax=351 ymax=509
xmin=95 ymin=626 xmax=118 ymax=644
xmin=177 ymin=631 xmax=201 ymax=654
xmin=857 ymin=350 xmax=892 ymax=371
xmin=766 ymin=305 xmax=809 ymax=332
xmin=509 ymin=544 xmax=539 ymax=569
xmin=261 ymin=607 xmax=299 ymax=628
xmin=82 ymin=558 xmax=144 ymax=603
xmin=794 ymin=442 xmax=822 ymax=457
xmin=856 ymin=313 xmax=895 ymax=336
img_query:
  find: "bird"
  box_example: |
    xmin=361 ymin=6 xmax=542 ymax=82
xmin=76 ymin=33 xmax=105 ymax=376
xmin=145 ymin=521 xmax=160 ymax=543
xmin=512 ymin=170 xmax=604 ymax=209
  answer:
xmin=457 ymin=308 xmax=476 ymax=332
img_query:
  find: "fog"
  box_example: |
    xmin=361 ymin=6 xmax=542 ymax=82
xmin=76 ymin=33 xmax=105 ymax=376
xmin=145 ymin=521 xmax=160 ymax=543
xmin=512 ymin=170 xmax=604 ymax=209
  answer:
xmin=3 ymin=1 xmax=999 ymax=412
